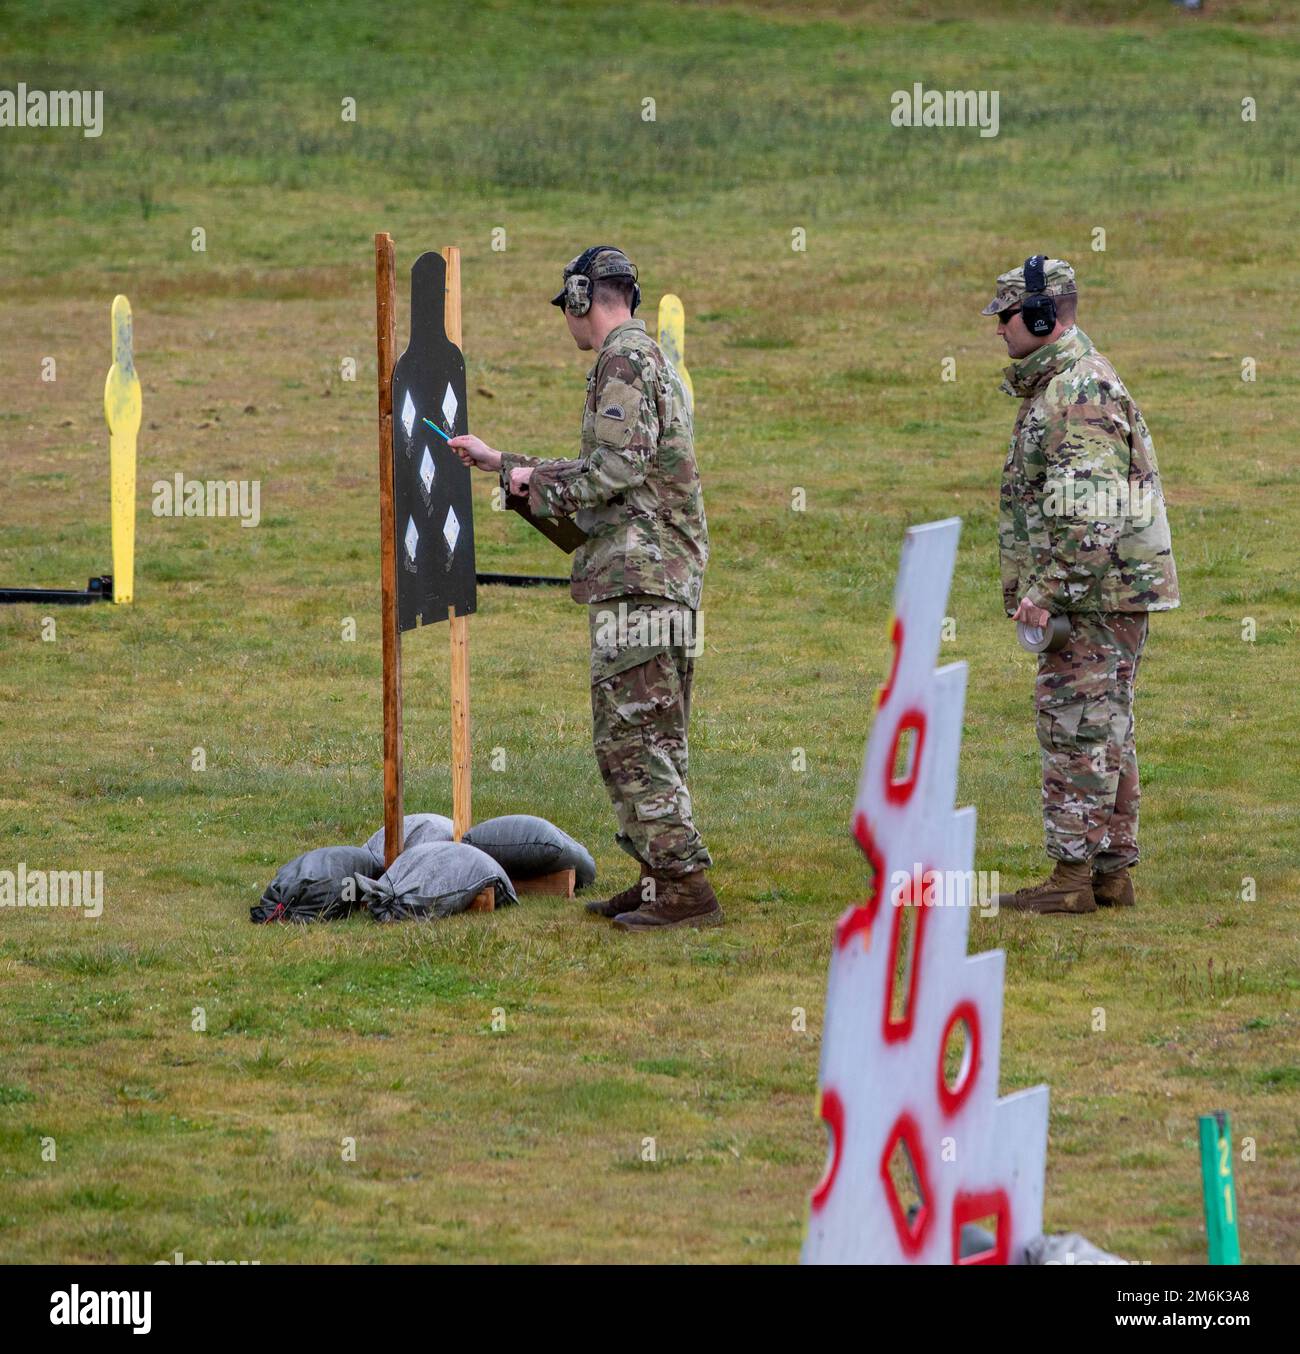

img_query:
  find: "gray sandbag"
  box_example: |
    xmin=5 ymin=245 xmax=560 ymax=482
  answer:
xmin=464 ymin=814 xmax=596 ymax=887
xmin=1024 ymin=1232 xmax=1131 ymax=1265
xmin=362 ymin=842 xmax=517 ymax=923
xmin=912 ymin=1209 xmax=999 ymax=1263
xmin=363 ymin=813 xmax=454 ymax=869
xmin=251 ymin=845 xmax=376 ymax=924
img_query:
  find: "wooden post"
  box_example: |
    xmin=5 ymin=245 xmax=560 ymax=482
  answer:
xmin=443 ymin=244 xmax=475 ymax=856
xmin=449 ymin=601 xmax=471 ymax=838
xmin=376 ymin=233 xmax=404 ymax=870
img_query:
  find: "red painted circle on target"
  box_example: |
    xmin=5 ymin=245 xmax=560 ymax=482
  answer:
xmin=836 ymin=811 xmax=886 ymax=950
xmin=878 ymin=616 xmax=903 ymax=707
xmin=937 ymin=999 xmax=980 ymax=1116
xmin=810 ymin=1088 xmax=844 ymax=1213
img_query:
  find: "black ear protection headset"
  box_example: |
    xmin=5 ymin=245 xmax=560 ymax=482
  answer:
xmin=1020 ymin=254 xmax=1058 ymax=337
xmin=558 ymin=245 xmax=641 ymax=318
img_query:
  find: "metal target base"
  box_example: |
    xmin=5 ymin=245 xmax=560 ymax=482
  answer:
xmin=0 ymin=574 xmax=113 ymax=605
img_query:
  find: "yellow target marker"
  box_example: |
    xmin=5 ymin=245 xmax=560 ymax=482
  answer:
xmin=104 ymin=295 xmax=141 ymax=604
xmin=657 ymin=292 xmax=693 ymax=416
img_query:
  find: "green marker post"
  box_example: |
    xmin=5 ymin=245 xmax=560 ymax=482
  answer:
xmin=1198 ymin=1111 xmax=1243 ymax=1265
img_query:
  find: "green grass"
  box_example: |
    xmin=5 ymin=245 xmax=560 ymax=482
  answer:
xmin=0 ymin=0 xmax=1297 ymax=1264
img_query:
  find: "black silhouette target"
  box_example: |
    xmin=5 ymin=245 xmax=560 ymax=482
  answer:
xmin=391 ymin=251 xmax=477 ymax=631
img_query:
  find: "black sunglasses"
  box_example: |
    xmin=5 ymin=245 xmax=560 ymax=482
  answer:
xmin=997 ymin=307 xmax=1022 ymax=325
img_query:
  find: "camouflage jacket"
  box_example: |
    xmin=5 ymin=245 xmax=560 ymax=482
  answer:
xmin=499 ymin=319 xmax=708 ymax=608
xmin=998 ymin=326 xmax=1179 ymax=616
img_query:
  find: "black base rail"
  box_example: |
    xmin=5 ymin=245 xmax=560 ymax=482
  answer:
xmin=475 ymin=572 xmax=569 ymax=588
xmin=0 ymin=575 xmax=114 ymax=605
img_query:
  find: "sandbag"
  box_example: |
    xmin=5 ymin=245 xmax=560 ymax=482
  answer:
xmin=251 ymin=845 xmax=376 ymax=924
xmin=1024 ymin=1232 xmax=1130 ymax=1265
xmin=464 ymin=814 xmax=596 ymax=887
xmin=363 ymin=813 xmax=454 ymax=868
xmin=362 ymin=842 xmax=517 ymax=923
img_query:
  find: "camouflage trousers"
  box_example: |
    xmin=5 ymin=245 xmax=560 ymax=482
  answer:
xmin=589 ymin=596 xmax=711 ymax=879
xmin=1035 ymin=612 xmax=1149 ymax=868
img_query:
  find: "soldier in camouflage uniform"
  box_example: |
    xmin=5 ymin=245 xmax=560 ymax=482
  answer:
xmin=984 ymin=256 xmax=1179 ymax=914
xmin=450 ymin=246 xmax=719 ymax=929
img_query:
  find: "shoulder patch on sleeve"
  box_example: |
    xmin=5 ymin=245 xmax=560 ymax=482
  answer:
xmin=599 ymin=404 xmax=625 ymax=421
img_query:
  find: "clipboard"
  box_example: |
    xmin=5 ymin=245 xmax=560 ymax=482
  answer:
xmin=505 ymin=492 xmax=588 ymax=555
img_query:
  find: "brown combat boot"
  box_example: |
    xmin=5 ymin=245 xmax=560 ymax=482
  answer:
xmin=584 ymin=860 xmax=655 ymax=919
xmin=612 ymin=869 xmax=723 ymax=931
xmin=995 ymin=859 xmax=1096 ymax=915
xmin=1092 ymin=867 xmax=1135 ymax=907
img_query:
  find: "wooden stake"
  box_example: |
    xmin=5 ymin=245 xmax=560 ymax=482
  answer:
xmin=376 ymin=232 xmax=404 ymax=870
xmin=449 ymin=603 xmax=471 ymax=839
xmin=443 ymin=244 xmax=475 ymax=855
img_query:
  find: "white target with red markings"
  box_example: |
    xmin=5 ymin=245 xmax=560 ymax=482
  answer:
xmin=804 ymin=517 xmax=1049 ymax=1265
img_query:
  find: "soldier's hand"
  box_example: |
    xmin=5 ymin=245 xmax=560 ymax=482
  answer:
xmin=1013 ymin=597 xmax=1052 ymax=628
xmin=447 ymin=434 xmax=502 ymax=472
xmin=509 ymin=466 xmax=533 ymax=497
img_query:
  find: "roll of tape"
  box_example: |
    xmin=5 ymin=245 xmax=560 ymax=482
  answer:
xmin=1017 ymin=614 xmax=1071 ymax=653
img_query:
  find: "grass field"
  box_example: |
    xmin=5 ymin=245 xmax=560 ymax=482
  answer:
xmin=0 ymin=0 xmax=1297 ymax=1264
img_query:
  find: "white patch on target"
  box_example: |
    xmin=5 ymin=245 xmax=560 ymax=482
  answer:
xmin=419 ymin=446 xmax=435 ymax=494
xmin=404 ymin=515 xmax=419 ymax=563
xmin=441 ymin=382 xmax=458 ymax=431
xmin=400 ymin=390 xmax=416 ymax=438
xmin=443 ymin=505 xmax=460 ymax=555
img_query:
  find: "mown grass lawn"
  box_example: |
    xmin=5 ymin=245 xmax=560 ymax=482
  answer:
xmin=0 ymin=0 xmax=1296 ymax=1263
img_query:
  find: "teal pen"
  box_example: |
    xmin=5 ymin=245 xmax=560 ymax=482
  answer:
xmin=422 ymin=417 xmax=452 ymax=442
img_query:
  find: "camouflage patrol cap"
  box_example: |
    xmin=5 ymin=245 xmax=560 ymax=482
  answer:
xmin=981 ymin=257 xmax=1077 ymax=316
xmin=550 ymin=246 xmax=638 ymax=308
